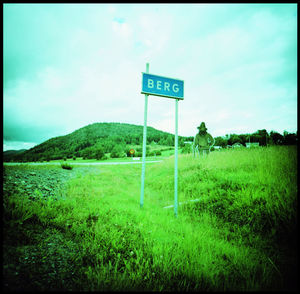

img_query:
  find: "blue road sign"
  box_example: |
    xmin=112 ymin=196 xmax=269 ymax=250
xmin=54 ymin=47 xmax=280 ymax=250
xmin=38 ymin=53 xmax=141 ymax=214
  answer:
xmin=141 ymin=73 xmax=184 ymax=100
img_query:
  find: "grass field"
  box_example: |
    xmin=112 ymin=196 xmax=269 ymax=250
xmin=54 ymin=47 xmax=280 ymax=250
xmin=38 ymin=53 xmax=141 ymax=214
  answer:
xmin=3 ymin=146 xmax=297 ymax=291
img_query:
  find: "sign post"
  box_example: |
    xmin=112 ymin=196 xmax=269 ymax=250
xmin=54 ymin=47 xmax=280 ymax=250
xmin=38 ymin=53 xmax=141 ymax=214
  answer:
xmin=140 ymin=64 xmax=184 ymax=217
xmin=140 ymin=63 xmax=149 ymax=208
xmin=174 ymin=98 xmax=179 ymax=217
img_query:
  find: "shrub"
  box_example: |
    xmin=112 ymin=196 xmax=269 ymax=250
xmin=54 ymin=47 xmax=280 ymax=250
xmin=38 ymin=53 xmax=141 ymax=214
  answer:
xmin=182 ymin=143 xmax=192 ymax=154
xmin=60 ymin=162 xmax=73 ymax=170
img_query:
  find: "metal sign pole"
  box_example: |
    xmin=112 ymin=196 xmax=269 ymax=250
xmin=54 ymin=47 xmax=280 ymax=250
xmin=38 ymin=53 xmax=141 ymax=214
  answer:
xmin=140 ymin=64 xmax=183 ymax=216
xmin=140 ymin=63 xmax=149 ymax=208
xmin=174 ymin=98 xmax=179 ymax=217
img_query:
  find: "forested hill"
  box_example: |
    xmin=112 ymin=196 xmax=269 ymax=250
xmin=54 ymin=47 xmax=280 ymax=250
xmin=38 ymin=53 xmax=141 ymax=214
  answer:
xmin=9 ymin=122 xmax=189 ymax=162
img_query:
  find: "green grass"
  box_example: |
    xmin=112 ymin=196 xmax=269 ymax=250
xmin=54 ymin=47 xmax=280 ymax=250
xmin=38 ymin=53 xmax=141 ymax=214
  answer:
xmin=3 ymin=146 xmax=297 ymax=291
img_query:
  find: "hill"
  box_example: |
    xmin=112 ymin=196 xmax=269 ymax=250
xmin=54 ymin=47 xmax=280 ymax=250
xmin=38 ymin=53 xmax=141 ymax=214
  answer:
xmin=7 ymin=122 xmax=189 ymax=162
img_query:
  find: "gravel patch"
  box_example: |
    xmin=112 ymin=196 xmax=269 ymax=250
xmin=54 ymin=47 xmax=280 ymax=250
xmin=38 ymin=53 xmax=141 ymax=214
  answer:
xmin=3 ymin=165 xmax=100 ymax=200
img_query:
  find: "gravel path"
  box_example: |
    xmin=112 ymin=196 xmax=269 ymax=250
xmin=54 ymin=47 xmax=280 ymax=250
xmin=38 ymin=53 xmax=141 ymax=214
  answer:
xmin=3 ymin=165 xmax=100 ymax=201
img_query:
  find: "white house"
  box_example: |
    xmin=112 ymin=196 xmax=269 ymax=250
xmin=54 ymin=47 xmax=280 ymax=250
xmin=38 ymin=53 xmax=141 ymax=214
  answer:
xmin=232 ymin=143 xmax=244 ymax=148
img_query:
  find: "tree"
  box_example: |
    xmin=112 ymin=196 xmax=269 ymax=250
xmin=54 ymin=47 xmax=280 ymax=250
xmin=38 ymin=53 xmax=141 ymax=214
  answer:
xmin=94 ymin=147 xmax=105 ymax=160
xmin=166 ymin=135 xmax=174 ymax=146
xmin=110 ymin=145 xmax=124 ymax=158
xmin=214 ymin=136 xmax=228 ymax=148
xmin=82 ymin=148 xmax=93 ymax=159
xmin=270 ymin=131 xmax=284 ymax=145
xmin=257 ymin=129 xmax=268 ymax=146
xmin=283 ymin=131 xmax=297 ymax=145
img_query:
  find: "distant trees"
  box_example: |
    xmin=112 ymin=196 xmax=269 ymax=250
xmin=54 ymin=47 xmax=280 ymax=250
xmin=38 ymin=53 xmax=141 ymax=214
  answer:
xmin=212 ymin=129 xmax=297 ymax=149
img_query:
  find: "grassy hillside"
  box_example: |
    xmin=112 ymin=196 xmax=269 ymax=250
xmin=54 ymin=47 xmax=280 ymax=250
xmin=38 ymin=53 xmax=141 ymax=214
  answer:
xmin=3 ymin=146 xmax=297 ymax=291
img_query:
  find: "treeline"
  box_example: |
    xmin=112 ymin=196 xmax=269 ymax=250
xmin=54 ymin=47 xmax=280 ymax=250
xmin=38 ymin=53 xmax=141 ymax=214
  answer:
xmin=213 ymin=129 xmax=298 ymax=148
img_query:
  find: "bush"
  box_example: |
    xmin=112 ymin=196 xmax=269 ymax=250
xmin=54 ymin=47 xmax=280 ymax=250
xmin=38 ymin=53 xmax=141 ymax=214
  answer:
xmin=181 ymin=144 xmax=192 ymax=154
xmin=60 ymin=162 xmax=73 ymax=170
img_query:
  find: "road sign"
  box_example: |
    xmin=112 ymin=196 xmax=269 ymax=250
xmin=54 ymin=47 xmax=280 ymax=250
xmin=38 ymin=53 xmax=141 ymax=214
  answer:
xmin=141 ymin=73 xmax=184 ymax=100
xmin=129 ymin=149 xmax=135 ymax=155
xmin=140 ymin=64 xmax=184 ymax=218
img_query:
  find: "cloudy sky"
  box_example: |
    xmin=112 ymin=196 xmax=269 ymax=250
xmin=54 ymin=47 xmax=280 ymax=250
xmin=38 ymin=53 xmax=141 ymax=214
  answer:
xmin=3 ymin=3 xmax=297 ymax=151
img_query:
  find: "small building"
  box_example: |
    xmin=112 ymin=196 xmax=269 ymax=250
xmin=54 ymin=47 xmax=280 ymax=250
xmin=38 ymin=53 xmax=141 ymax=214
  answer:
xmin=213 ymin=145 xmax=222 ymax=150
xmin=246 ymin=142 xmax=259 ymax=148
xmin=232 ymin=143 xmax=244 ymax=148
xmin=132 ymin=157 xmax=141 ymax=161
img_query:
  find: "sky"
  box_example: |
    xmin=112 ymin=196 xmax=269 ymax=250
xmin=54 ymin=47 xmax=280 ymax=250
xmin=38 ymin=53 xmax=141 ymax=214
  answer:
xmin=3 ymin=3 xmax=297 ymax=151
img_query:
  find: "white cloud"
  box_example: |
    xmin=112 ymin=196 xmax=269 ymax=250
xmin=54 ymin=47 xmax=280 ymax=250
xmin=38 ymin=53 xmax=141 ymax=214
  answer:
xmin=112 ymin=20 xmax=132 ymax=38
xmin=3 ymin=140 xmax=38 ymax=151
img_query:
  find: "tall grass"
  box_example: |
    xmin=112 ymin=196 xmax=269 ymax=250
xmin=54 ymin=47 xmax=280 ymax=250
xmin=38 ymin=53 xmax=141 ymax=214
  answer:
xmin=3 ymin=146 xmax=297 ymax=291
xmin=154 ymin=146 xmax=297 ymax=233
